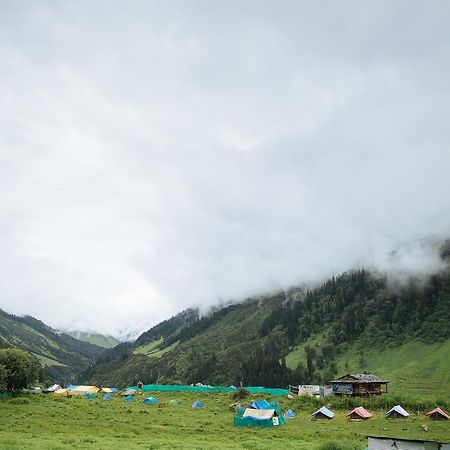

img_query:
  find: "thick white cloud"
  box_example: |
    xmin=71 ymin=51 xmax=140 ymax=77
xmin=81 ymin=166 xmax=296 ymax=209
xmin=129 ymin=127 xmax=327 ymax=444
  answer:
xmin=0 ymin=1 xmax=449 ymax=336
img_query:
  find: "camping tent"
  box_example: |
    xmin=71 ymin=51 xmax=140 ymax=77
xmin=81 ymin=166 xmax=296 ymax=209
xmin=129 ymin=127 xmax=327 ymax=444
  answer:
xmin=53 ymin=389 xmax=70 ymax=397
xmin=121 ymin=389 xmax=137 ymax=396
xmin=103 ymin=394 xmax=113 ymax=401
xmin=347 ymin=406 xmax=373 ymax=420
xmin=386 ymin=405 xmax=409 ymax=418
xmin=143 ymin=397 xmax=158 ymax=405
xmin=86 ymin=393 xmax=94 ymax=400
xmin=69 ymin=386 xmax=100 ymax=396
xmin=169 ymin=399 xmax=178 ymax=407
xmin=426 ymin=407 xmax=449 ymax=420
xmin=101 ymin=388 xmax=119 ymax=393
xmin=283 ymin=409 xmax=296 ymax=419
xmin=234 ymin=408 xmax=285 ymax=428
xmin=124 ymin=395 xmax=134 ymax=402
xmin=312 ymin=406 xmax=335 ymax=420
xmin=192 ymin=400 xmax=204 ymax=409
xmin=45 ymin=384 xmax=62 ymax=393
xmin=65 ymin=384 xmax=78 ymax=390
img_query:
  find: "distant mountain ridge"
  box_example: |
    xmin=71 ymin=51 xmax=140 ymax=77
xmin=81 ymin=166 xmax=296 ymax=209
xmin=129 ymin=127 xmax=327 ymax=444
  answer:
xmin=80 ymin=265 xmax=450 ymax=399
xmin=0 ymin=309 xmax=107 ymax=382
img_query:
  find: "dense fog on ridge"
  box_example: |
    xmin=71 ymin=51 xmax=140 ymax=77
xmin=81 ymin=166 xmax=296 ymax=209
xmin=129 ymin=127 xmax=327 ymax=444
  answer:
xmin=1 ymin=1 xmax=449 ymax=336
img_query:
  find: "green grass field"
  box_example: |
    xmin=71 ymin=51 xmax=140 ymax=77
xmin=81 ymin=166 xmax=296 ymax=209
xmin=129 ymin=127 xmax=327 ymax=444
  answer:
xmin=1 ymin=391 xmax=449 ymax=449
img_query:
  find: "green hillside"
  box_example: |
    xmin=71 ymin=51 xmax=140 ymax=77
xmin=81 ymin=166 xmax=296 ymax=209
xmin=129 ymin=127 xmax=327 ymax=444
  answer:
xmin=82 ymin=266 xmax=450 ymax=402
xmin=0 ymin=310 xmax=106 ymax=383
xmin=65 ymin=331 xmax=120 ymax=349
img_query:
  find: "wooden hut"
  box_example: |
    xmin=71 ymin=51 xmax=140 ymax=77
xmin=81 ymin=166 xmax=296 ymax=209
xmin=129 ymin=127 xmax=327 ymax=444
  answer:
xmin=330 ymin=373 xmax=388 ymax=397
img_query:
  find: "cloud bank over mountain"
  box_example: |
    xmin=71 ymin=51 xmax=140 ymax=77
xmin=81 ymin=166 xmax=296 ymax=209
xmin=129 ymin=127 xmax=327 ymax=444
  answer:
xmin=1 ymin=1 xmax=449 ymax=335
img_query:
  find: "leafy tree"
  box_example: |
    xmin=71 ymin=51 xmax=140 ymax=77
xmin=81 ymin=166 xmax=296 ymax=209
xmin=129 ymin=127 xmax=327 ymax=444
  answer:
xmin=0 ymin=363 xmax=7 ymax=391
xmin=0 ymin=348 xmax=40 ymax=391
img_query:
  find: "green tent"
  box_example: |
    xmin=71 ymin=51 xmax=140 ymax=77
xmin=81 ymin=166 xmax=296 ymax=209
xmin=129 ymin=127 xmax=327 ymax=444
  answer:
xmin=234 ymin=408 xmax=285 ymax=428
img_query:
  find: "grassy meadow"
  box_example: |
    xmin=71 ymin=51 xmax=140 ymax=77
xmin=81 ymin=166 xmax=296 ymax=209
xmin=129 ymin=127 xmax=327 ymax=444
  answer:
xmin=1 ymin=391 xmax=449 ymax=449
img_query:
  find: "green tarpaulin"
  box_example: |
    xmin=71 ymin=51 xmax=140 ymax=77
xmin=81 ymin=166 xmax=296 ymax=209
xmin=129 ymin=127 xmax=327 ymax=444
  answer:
xmin=127 ymin=384 xmax=289 ymax=396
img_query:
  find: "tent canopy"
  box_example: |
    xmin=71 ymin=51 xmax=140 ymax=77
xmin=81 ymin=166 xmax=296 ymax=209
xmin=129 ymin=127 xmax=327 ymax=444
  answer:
xmin=69 ymin=385 xmax=100 ymax=395
xmin=53 ymin=389 xmax=70 ymax=397
xmin=386 ymin=405 xmax=409 ymax=418
xmin=192 ymin=400 xmax=204 ymax=409
xmin=121 ymin=389 xmax=137 ymax=396
xmin=284 ymin=409 xmax=296 ymax=418
xmin=46 ymin=384 xmax=62 ymax=392
xmin=143 ymin=397 xmax=158 ymax=405
xmin=425 ymin=407 xmax=449 ymax=420
xmin=348 ymin=406 xmax=372 ymax=419
xmin=312 ymin=406 xmax=335 ymax=419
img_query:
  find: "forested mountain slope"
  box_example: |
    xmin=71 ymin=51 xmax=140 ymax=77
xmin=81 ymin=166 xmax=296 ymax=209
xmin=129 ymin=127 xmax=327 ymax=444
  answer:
xmin=82 ymin=267 xmax=450 ymax=398
xmin=0 ymin=309 xmax=106 ymax=382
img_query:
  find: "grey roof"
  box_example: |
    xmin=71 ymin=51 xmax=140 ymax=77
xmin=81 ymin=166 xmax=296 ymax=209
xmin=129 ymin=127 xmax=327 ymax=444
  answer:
xmin=312 ymin=406 xmax=335 ymax=418
xmin=330 ymin=373 xmax=389 ymax=384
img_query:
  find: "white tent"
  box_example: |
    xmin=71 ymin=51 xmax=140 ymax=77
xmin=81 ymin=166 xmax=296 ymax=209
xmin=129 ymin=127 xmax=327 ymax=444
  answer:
xmin=386 ymin=405 xmax=409 ymax=418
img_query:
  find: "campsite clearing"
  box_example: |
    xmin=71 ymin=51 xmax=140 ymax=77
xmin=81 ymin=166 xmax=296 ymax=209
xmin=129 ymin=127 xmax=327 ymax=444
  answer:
xmin=1 ymin=392 xmax=449 ymax=449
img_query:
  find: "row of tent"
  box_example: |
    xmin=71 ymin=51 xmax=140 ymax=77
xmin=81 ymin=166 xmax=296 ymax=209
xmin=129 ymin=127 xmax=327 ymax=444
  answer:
xmin=235 ymin=401 xmax=449 ymax=428
xmin=45 ymin=385 xmax=121 ymax=397
xmin=311 ymin=405 xmax=450 ymax=420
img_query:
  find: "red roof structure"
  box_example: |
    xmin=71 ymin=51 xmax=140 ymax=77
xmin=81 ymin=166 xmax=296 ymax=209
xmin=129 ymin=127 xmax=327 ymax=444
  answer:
xmin=347 ymin=406 xmax=373 ymax=420
xmin=425 ymin=407 xmax=449 ymax=420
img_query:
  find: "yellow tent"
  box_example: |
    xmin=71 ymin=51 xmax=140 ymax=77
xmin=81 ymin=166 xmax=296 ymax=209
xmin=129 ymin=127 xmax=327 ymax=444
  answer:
xmin=54 ymin=389 xmax=71 ymax=397
xmin=69 ymin=385 xmax=100 ymax=395
xmin=101 ymin=388 xmax=113 ymax=393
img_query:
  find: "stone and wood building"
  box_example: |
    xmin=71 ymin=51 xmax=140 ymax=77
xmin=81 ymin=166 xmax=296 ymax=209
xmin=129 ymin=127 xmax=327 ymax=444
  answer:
xmin=330 ymin=373 xmax=389 ymax=397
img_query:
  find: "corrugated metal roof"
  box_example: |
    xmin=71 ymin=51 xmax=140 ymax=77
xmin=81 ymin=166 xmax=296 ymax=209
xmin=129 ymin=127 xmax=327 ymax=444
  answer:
xmin=331 ymin=373 xmax=389 ymax=384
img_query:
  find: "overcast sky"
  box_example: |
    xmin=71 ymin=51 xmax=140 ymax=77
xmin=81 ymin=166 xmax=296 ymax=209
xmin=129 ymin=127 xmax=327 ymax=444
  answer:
xmin=1 ymin=1 xmax=449 ymax=337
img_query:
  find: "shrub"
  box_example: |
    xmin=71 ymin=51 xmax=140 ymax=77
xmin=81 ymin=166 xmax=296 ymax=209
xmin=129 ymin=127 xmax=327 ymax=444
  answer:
xmin=230 ymin=387 xmax=250 ymax=400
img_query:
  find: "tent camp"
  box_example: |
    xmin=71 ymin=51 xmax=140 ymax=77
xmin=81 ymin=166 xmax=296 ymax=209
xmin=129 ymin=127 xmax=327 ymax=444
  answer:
xmin=283 ymin=409 xmax=296 ymax=419
xmin=386 ymin=405 xmax=409 ymax=419
xmin=234 ymin=408 xmax=285 ymax=428
xmin=143 ymin=397 xmax=158 ymax=405
xmin=347 ymin=406 xmax=373 ymax=420
xmin=192 ymin=400 xmax=204 ymax=409
xmin=426 ymin=407 xmax=449 ymax=420
xmin=312 ymin=406 xmax=335 ymax=420
xmin=69 ymin=386 xmax=100 ymax=396
xmin=103 ymin=394 xmax=113 ymax=401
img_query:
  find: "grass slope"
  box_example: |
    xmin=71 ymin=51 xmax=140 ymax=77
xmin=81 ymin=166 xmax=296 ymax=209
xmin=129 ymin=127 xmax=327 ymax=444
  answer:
xmin=286 ymin=337 xmax=450 ymax=400
xmin=1 ymin=392 xmax=449 ymax=449
xmin=335 ymin=338 xmax=450 ymax=400
xmin=66 ymin=332 xmax=120 ymax=349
